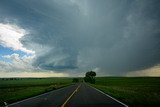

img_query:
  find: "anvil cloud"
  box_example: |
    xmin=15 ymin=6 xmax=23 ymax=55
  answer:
xmin=0 ymin=0 xmax=160 ymax=76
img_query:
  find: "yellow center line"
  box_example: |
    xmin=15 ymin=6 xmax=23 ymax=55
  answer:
xmin=61 ymin=84 xmax=81 ymax=107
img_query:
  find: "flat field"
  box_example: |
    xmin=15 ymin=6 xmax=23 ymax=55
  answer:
xmin=92 ymin=77 xmax=160 ymax=107
xmin=0 ymin=77 xmax=72 ymax=106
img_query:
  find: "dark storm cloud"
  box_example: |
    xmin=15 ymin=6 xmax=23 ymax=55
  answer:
xmin=0 ymin=0 xmax=160 ymax=75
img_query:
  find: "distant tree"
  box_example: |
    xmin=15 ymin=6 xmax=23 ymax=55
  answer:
xmin=90 ymin=71 xmax=96 ymax=77
xmin=84 ymin=71 xmax=96 ymax=84
xmin=72 ymin=78 xmax=79 ymax=83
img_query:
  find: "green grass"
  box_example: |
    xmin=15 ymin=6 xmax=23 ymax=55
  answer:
xmin=92 ymin=77 xmax=160 ymax=107
xmin=0 ymin=77 xmax=73 ymax=106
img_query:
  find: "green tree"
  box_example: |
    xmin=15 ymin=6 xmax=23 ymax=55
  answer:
xmin=84 ymin=71 xmax=96 ymax=84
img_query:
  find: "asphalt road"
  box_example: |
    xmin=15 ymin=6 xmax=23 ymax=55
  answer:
xmin=8 ymin=83 xmax=127 ymax=107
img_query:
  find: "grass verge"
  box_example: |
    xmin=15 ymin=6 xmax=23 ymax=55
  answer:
xmin=0 ymin=77 xmax=72 ymax=106
xmin=91 ymin=77 xmax=160 ymax=107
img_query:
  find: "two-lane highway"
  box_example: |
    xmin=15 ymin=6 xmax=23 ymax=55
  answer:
xmin=65 ymin=83 xmax=127 ymax=107
xmin=8 ymin=83 xmax=127 ymax=107
xmin=8 ymin=84 xmax=79 ymax=107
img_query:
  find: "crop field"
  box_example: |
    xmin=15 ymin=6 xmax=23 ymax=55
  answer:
xmin=0 ymin=77 xmax=72 ymax=106
xmin=92 ymin=77 xmax=160 ymax=107
xmin=1 ymin=77 xmax=160 ymax=107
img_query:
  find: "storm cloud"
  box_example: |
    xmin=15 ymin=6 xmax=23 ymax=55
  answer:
xmin=0 ymin=0 xmax=160 ymax=75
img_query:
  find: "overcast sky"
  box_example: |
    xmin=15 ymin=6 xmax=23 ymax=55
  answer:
xmin=0 ymin=0 xmax=160 ymax=77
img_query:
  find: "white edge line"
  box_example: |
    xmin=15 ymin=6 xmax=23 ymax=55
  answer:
xmin=87 ymin=84 xmax=128 ymax=107
xmin=7 ymin=84 xmax=74 ymax=107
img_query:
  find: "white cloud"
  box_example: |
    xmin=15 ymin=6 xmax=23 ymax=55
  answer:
xmin=0 ymin=23 xmax=34 ymax=54
xmin=3 ymin=53 xmax=34 ymax=64
xmin=0 ymin=53 xmax=69 ymax=77
xmin=1 ymin=53 xmax=35 ymax=72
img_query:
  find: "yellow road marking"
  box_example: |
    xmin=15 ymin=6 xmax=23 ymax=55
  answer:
xmin=61 ymin=84 xmax=81 ymax=107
